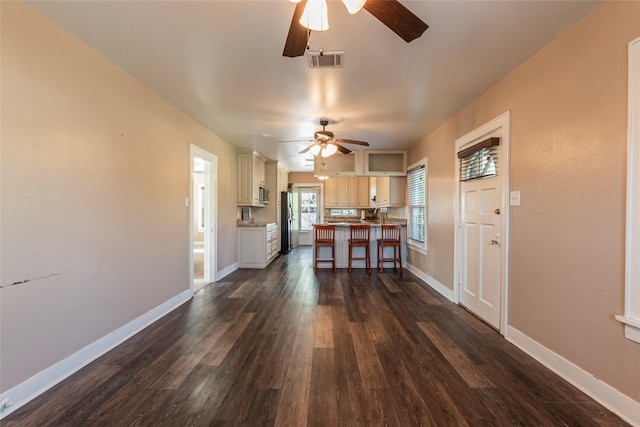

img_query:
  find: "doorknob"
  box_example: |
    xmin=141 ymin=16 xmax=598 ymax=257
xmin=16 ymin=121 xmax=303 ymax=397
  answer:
xmin=491 ymin=239 xmax=500 ymax=246
xmin=495 ymin=208 xmax=501 ymax=215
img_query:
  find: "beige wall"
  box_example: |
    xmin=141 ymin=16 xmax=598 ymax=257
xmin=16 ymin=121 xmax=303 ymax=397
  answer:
xmin=409 ymin=1 xmax=640 ymax=401
xmin=0 ymin=2 xmax=237 ymax=392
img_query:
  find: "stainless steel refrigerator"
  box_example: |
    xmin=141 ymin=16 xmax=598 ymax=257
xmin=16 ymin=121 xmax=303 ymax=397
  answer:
xmin=280 ymin=191 xmax=293 ymax=253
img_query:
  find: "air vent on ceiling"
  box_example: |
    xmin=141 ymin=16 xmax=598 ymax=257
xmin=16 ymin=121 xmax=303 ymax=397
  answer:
xmin=307 ymin=51 xmax=344 ymax=68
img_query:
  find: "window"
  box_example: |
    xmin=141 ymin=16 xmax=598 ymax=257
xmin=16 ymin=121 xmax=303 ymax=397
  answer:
xmin=329 ymin=209 xmax=357 ymax=216
xmin=617 ymin=37 xmax=640 ymax=344
xmin=458 ymin=137 xmax=499 ymax=182
xmin=407 ymin=160 xmax=427 ymax=251
xmin=299 ymin=189 xmax=319 ymax=231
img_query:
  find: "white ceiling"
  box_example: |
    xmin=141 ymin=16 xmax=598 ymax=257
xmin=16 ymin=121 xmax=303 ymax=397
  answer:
xmin=29 ymin=0 xmax=601 ymax=172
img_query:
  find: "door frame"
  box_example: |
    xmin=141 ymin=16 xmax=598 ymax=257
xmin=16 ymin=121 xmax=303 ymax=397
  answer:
xmin=292 ymin=183 xmax=324 ymax=246
xmin=190 ymin=144 xmax=218 ymax=295
xmin=453 ymin=111 xmax=511 ymax=334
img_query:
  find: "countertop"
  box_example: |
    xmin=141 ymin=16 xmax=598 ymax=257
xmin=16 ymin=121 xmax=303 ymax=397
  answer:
xmin=237 ymin=222 xmax=276 ymax=228
xmin=316 ymin=221 xmax=406 ymax=227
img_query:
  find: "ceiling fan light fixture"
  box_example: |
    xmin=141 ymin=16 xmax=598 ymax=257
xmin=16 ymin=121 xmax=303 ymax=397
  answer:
xmin=309 ymin=144 xmax=321 ymax=156
xmin=342 ymin=0 xmax=366 ymax=14
xmin=300 ymin=0 xmax=329 ymax=32
xmin=322 ymin=143 xmax=338 ymax=157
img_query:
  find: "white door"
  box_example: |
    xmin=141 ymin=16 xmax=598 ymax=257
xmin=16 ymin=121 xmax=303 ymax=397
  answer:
xmin=297 ymin=186 xmax=320 ymax=246
xmin=459 ymin=171 xmax=502 ymax=328
xmin=456 ymin=113 xmax=509 ymax=331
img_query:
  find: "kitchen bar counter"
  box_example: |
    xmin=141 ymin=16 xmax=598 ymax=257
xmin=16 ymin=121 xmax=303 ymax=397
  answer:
xmin=313 ymin=223 xmax=406 ymax=270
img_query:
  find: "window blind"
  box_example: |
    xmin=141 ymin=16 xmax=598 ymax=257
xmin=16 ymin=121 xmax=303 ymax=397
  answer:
xmin=458 ymin=137 xmax=499 ymax=182
xmin=408 ymin=165 xmax=426 ymax=243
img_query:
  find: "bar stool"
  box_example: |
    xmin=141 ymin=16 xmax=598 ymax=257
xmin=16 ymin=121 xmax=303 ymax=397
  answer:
xmin=348 ymin=224 xmax=371 ymax=273
xmin=377 ymin=224 xmax=402 ymax=274
xmin=314 ymin=224 xmax=336 ymax=272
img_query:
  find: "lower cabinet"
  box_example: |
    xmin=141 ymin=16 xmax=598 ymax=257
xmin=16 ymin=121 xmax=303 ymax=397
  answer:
xmin=237 ymin=224 xmax=278 ymax=268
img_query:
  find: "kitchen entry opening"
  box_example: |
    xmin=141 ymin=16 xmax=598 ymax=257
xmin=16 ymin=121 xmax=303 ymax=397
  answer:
xmin=298 ymin=186 xmax=321 ymax=246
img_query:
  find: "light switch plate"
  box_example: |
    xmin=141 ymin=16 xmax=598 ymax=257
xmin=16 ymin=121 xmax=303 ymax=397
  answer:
xmin=510 ymin=191 xmax=521 ymax=206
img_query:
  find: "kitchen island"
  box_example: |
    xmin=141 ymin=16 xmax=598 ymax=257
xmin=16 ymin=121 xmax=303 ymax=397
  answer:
xmin=313 ymin=222 xmax=407 ymax=270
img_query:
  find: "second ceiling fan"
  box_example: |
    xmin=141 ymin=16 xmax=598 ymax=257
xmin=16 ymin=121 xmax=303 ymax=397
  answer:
xmin=280 ymin=120 xmax=370 ymax=157
xmin=283 ymin=0 xmax=428 ymax=57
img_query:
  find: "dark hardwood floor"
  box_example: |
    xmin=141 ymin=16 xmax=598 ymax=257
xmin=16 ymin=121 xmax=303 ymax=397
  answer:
xmin=5 ymin=247 xmax=629 ymax=426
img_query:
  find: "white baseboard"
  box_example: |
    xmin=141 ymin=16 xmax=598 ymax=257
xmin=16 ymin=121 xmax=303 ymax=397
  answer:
xmin=0 ymin=290 xmax=191 ymax=420
xmin=506 ymin=326 xmax=640 ymax=426
xmin=406 ymin=263 xmax=456 ymax=303
xmin=217 ymin=262 xmax=238 ymax=281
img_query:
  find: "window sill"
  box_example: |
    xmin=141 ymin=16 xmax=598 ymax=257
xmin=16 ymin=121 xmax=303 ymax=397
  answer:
xmin=407 ymin=241 xmax=427 ymax=256
xmin=615 ymin=315 xmax=640 ymax=344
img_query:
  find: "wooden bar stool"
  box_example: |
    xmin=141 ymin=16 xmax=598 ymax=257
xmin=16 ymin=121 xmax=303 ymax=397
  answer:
xmin=377 ymin=224 xmax=402 ymax=274
xmin=314 ymin=224 xmax=336 ymax=272
xmin=348 ymin=224 xmax=371 ymax=272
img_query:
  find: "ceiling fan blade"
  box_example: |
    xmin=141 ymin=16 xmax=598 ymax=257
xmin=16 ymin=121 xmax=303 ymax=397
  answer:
xmin=279 ymin=139 xmax=314 ymax=143
xmin=335 ymin=138 xmax=370 ymax=146
xmin=283 ymin=0 xmax=310 ymax=57
xmin=299 ymin=143 xmax=316 ymax=154
xmin=335 ymin=144 xmax=352 ymax=154
xmin=363 ymin=0 xmax=428 ymax=43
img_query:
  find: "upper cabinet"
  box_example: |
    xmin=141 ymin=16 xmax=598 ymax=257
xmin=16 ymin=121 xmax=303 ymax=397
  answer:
xmin=364 ymin=150 xmax=407 ymax=176
xmin=238 ymin=152 xmax=266 ymax=207
xmin=324 ymin=177 xmax=370 ymax=208
xmin=277 ymin=163 xmax=289 ymax=193
xmin=314 ymin=150 xmax=407 ymax=177
xmin=375 ymin=176 xmax=405 ymax=207
xmin=314 ymin=152 xmax=361 ymax=176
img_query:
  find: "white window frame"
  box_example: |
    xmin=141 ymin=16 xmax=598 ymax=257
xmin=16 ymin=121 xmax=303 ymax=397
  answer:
xmin=616 ymin=37 xmax=640 ymax=344
xmin=406 ymin=158 xmax=427 ymax=254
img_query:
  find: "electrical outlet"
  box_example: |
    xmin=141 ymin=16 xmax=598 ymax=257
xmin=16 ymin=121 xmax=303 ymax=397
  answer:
xmin=510 ymin=191 xmax=521 ymax=206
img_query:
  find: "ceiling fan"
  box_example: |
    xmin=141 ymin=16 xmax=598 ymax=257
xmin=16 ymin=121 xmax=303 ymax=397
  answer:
xmin=283 ymin=0 xmax=428 ymax=57
xmin=280 ymin=120 xmax=370 ymax=157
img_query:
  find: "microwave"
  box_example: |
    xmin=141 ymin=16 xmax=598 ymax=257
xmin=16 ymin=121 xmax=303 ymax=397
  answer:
xmin=259 ymin=187 xmax=270 ymax=203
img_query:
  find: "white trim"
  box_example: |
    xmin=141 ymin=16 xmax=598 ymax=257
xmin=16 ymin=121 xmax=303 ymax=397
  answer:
xmin=0 ymin=290 xmax=191 ymax=420
xmin=217 ymin=262 xmax=239 ymax=281
xmin=406 ymin=263 xmax=456 ymax=303
xmin=190 ymin=144 xmax=218 ymax=295
xmin=620 ymin=37 xmax=640 ymax=344
xmin=406 ymin=158 xmax=428 ymax=252
xmin=506 ymin=326 xmax=640 ymax=426
xmin=453 ymin=111 xmax=511 ymax=334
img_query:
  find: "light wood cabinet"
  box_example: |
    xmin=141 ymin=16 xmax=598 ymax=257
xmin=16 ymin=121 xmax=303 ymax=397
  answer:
xmin=375 ymin=176 xmax=405 ymax=207
xmin=325 ymin=177 xmax=369 ymax=208
xmin=314 ymin=152 xmax=361 ymax=176
xmin=238 ymin=152 xmax=265 ymax=207
xmin=349 ymin=177 xmax=370 ymax=207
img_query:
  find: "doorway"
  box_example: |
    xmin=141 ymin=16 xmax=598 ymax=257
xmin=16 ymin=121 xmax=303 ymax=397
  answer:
xmin=190 ymin=145 xmax=217 ymax=294
xmin=454 ymin=112 xmax=510 ymax=333
xmin=295 ymin=185 xmax=321 ymax=246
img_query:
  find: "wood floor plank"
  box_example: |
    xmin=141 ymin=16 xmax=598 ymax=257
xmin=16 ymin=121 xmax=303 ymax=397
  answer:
xmin=314 ymin=304 xmax=334 ymax=348
xmin=308 ymin=348 xmax=338 ymax=426
xmin=274 ymin=311 xmax=316 ymax=426
xmin=417 ymin=321 xmax=495 ymax=389
xmin=349 ymin=322 xmax=389 ymax=390
xmin=5 ymin=247 xmax=630 ymax=427
xmin=201 ymin=313 xmax=254 ymax=366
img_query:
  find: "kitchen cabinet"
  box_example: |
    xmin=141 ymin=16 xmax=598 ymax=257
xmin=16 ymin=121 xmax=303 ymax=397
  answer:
xmin=237 ymin=223 xmax=278 ymax=268
xmin=325 ymin=177 xmax=369 ymax=208
xmin=375 ymin=176 xmax=405 ymax=207
xmin=237 ymin=152 xmax=266 ymax=207
xmin=364 ymin=150 xmax=407 ymax=176
xmin=277 ymin=164 xmax=289 ymax=192
xmin=314 ymin=152 xmax=361 ymax=176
